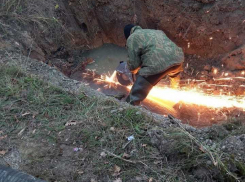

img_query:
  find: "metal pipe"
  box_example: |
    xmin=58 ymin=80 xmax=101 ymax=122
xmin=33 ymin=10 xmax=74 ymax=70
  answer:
xmin=0 ymin=165 xmax=46 ymax=182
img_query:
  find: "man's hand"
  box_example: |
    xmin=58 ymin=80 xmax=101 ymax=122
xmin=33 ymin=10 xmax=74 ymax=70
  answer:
xmin=130 ymin=68 xmax=140 ymax=75
xmin=127 ymin=62 xmax=140 ymax=75
xmin=132 ymin=74 xmax=136 ymax=82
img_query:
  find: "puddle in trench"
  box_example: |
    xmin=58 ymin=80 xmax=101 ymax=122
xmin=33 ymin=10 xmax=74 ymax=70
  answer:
xmin=82 ymin=44 xmax=128 ymax=75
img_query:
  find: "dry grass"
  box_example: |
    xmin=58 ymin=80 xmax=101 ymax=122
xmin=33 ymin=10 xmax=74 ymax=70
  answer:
xmin=0 ymin=64 xmax=160 ymax=181
xmin=0 ymin=0 xmax=57 ymax=23
xmin=0 ymin=0 xmax=68 ymax=44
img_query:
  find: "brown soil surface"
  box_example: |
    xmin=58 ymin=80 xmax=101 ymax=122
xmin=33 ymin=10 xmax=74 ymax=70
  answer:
xmin=1 ymin=0 xmax=245 ymax=68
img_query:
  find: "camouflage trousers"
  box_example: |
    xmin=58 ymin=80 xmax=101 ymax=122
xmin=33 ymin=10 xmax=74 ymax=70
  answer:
xmin=145 ymin=63 xmax=183 ymax=88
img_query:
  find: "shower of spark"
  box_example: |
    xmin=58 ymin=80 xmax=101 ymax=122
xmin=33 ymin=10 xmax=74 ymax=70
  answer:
xmin=105 ymin=71 xmax=117 ymax=82
xmin=100 ymin=71 xmax=245 ymax=110
xmin=148 ymin=87 xmax=245 ymax=109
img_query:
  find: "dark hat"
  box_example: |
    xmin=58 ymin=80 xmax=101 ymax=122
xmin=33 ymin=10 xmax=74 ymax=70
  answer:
xmin=124 ymin=24 xmax=135 ymax=40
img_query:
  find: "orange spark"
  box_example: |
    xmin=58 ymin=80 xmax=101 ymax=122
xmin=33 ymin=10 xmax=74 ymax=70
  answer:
xmin=213 ymin=69 xmax=218 ymax=74
xmin=105 ymin=71 xmax=117 ymax=82
xmin=101 ymin=73 xmax=245 ymax=110
xmin=147 ymin=87 xmax=245 ymax=109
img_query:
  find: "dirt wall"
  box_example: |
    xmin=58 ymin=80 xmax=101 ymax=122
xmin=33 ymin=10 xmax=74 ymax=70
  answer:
xmin=68 ymin=0 xmax=245 ymax=58
xmin=1 ymin=0 xmax=245 ymax=66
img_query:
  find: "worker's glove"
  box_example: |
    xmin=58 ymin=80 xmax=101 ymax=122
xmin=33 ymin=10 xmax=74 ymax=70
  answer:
xmin=132 ymin=74 xmax=136 ymax=82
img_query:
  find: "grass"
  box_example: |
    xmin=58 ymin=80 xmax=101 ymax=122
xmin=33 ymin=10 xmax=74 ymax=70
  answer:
xmin=0 ymin=65 xmax=158 ymax=181
xmin=0 ymin=0 xmax=68 ymax=44
xmin=1 ymin=0 xmax=50 ymax=25
xmin=0 ymin=64 xmax=244 ymax=182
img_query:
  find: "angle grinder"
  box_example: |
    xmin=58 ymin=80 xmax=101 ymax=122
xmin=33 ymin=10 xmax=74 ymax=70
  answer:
xmin=116 ymin=61 xmax=135 ymax=86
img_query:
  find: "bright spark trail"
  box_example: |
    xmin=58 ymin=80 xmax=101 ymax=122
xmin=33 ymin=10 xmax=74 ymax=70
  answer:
xmin=100 ymin=71 xmax=245 ymax=110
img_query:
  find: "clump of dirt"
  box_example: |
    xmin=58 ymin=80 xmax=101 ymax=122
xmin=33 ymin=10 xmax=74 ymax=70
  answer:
xmin=222 ymin=44 xmax=245 ymax=71
xmin=149 ymin=117 xmax=245 ymax=182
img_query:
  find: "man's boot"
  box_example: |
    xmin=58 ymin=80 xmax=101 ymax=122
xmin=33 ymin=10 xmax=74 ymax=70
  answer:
xmin=126 ymin=75 xmax=153 ymax=106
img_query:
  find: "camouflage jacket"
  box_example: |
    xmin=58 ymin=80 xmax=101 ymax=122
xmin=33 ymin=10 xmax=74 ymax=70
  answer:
xmin=126 ymin=26 xmax=184 ymax=76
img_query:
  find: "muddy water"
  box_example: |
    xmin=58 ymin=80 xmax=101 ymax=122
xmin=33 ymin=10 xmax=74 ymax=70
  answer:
xmin=82 ymin=44 xmax=128 ymax=75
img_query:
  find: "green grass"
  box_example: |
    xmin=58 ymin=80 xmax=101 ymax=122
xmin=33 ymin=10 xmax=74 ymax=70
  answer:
xmin=0 ymin=65 xmax=244 ymax=182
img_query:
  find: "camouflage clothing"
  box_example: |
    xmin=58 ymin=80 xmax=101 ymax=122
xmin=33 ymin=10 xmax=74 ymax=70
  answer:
xmin=126 ymin=26 xmax=184 ymax=76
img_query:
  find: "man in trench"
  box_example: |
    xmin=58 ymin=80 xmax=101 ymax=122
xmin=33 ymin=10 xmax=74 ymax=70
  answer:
xmin=124 ymin=24 xmax=184 ymax=106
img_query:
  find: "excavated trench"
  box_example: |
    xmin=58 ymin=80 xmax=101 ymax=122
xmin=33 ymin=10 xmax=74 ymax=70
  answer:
xmin=40 ymin=0 xmax=245 ymax=127
xmin=2 ymin=0 xmax=245 ymax=127
xmin=49 ymin=43 xmax=245 ymax=128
